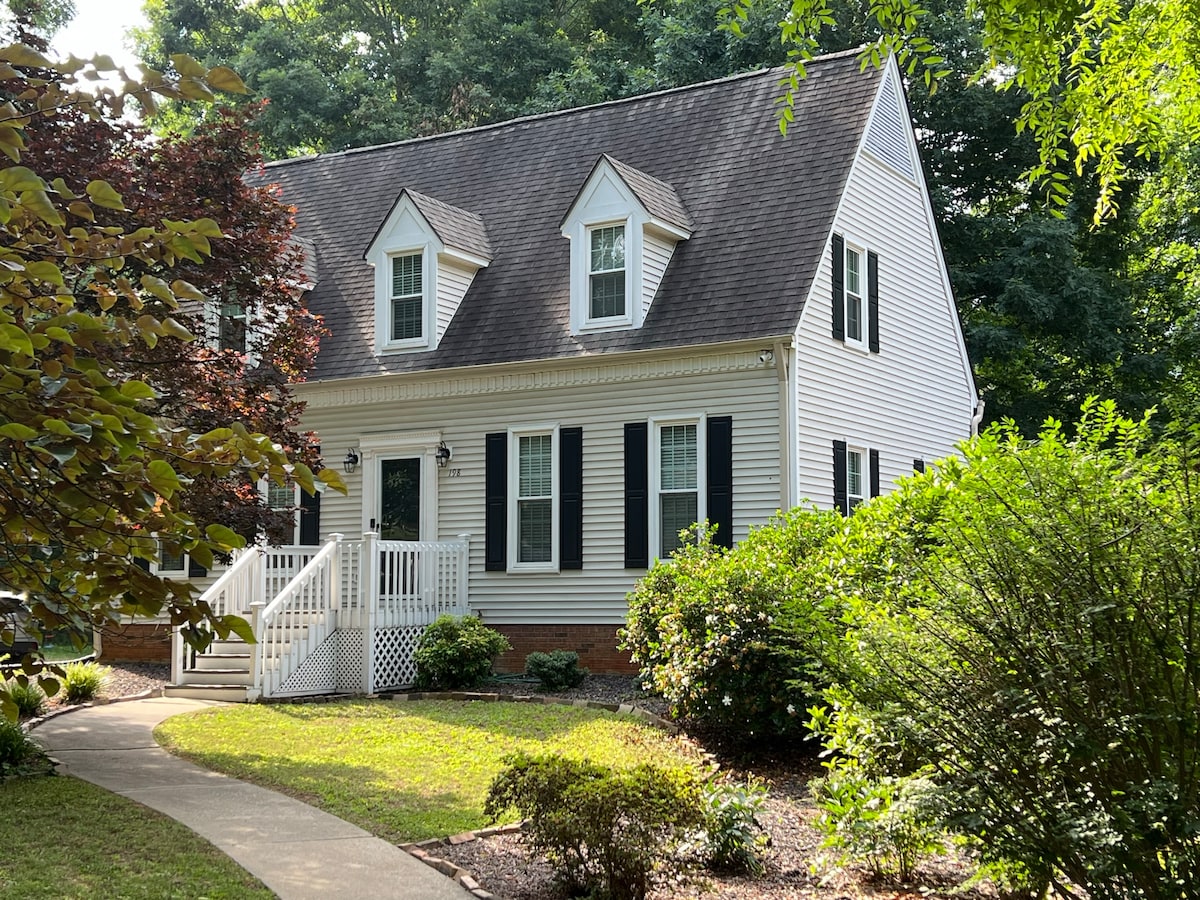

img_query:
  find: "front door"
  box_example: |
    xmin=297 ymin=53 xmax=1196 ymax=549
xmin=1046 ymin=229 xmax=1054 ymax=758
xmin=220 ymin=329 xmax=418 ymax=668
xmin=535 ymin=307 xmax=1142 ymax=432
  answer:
xmin=377 ymin=457 xmax=421 ymax=540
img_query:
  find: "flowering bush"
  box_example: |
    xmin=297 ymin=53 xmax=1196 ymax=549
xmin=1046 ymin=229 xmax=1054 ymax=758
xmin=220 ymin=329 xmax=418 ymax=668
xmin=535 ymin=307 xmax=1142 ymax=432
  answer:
xmin=620 ymin=509 xmax=843 ymax=739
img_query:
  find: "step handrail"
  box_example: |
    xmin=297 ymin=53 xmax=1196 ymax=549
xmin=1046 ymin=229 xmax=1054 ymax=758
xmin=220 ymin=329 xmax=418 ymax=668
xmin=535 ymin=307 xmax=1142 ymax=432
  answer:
xmin=251 ymin=533 xmax=343 ymax=699
xmin=173 ymin=544 xmax=264 ymax=685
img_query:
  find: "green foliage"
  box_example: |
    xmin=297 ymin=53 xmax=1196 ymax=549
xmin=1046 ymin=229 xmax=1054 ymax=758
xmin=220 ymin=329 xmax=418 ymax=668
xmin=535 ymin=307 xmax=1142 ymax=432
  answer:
xmin=807 ymin=701 xmax=944 ymax=882
xmin=693 ymin=777 xmax=770 ymax=875
xmin=484 ymin=752 xmax=704 ymax=900
xmin=832 ymin=400 xmax=1200 ymax=897
xmin=2 ymin=676 xmax=46 ymax=719
xmin=524 ymin=649 xmax=588 ymax=691
xmin=0 ymin=717 xmax=46 ymax=775
xmin=61 ymin=661 xmax=109 ymax=703
xmin=621 ymin=510 xmax=843 ymax=739
xmin=731 ymin=0 xmax=1200 ymax=223
xmin=413 ymin=615 xmax=511 ymax=690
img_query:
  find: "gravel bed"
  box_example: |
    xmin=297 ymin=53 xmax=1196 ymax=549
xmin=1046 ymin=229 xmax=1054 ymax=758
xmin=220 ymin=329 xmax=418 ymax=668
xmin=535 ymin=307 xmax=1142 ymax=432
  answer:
xmin=43 ymin=660 xmax=168 ymax=709
xmin=482 ymin=673 xmax=670 ymax=719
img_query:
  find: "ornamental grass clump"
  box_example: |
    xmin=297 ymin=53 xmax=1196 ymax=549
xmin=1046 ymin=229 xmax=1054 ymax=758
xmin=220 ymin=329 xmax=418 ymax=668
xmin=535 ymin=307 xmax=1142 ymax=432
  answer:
xmin=2 ymin=676 xmax=47 ymax=720
xmin=0 ymin=718 xmax=48 ymax=775
xmin=61 ymin=661 xmax=111 ymax=703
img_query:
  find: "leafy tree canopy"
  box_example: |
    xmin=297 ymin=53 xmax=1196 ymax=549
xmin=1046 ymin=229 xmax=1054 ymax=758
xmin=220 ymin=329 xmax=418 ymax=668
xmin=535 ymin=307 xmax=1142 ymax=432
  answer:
xmin=727 ymin=0 xmax=1200 ymax=222
xmin=0 ymin=37 xmax=342 ymax=712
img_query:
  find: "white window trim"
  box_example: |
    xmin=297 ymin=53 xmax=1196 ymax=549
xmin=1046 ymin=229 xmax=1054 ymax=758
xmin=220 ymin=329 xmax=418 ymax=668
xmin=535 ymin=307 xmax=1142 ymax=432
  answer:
xmin=846 ymin=444 xmax=867 ymax=510
xmin=843 ymin=240 xmax=869 ymax=352
xmin=204 ymin=299 xmax=261 ymax=365
xmin=507 ymin=424 xmax=560 ymax=573
xmin=583 ymin=221 xmax=633 ymax=329
xmin=378 ymin=247 xmax=435 ymax=352
xmin=152 ymin=537 xmax=188 ymax=578
xmin=649 ymin=415 xmax=706 ymax=563
xmin=260 ymin=479 xmax=301 ymax=546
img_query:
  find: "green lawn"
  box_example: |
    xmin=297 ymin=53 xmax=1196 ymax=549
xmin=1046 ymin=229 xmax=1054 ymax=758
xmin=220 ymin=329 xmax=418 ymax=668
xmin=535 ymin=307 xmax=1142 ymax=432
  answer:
xmin=156 ymin=699 xmax=702 ymax=842
xmin=0 ymin=775 xmax=273 ymax=899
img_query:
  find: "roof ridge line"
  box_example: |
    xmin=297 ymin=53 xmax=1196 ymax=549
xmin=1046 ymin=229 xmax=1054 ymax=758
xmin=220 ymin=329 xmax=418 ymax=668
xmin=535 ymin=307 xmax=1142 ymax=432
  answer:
xmin=262 ymin=48 xmax=868 ymax=171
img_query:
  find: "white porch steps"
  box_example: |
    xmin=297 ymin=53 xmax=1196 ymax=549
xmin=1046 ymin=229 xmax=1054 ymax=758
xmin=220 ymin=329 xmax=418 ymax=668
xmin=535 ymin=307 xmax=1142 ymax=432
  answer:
xmin=164 ymin=638 xmax=254 ymax=702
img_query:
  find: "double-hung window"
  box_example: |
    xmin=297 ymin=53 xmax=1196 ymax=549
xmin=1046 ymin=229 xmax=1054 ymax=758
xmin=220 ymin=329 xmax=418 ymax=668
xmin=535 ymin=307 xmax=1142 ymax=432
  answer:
xmin=513 ymin=430 xmax=557 ymax=568
xmin=264 ymin=479 xmax=301 ymax=545
xmin=657 ymin=422 xmax=700 ymax=558
xmin=589 ymin=225 xmax=626 ymax=320
xmin=844 ymin=245 xmax=865 ymax=346
xmin=155 ymin=539 xmax=187 ymax=577
xmin=218 ymin=300 xmax=248 ymax=352
xmin=846 ymin=446 xmax=866 ymax=510
xmin=390 ymin=252 xmax=424 ymax=343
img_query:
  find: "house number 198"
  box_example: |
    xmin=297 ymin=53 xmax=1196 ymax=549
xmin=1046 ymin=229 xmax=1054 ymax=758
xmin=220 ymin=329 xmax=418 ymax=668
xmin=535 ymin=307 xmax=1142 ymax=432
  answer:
xmin=447 ymin=468 xmax=463 ymax=477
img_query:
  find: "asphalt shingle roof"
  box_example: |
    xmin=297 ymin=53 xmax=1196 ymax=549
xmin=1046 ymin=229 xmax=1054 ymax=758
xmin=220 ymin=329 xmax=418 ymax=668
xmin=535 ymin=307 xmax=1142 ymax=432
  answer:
xmin=261 ymin=50 xmax=882 ymax=381
xmin=598 ymin=155 xmax=693 ymax=232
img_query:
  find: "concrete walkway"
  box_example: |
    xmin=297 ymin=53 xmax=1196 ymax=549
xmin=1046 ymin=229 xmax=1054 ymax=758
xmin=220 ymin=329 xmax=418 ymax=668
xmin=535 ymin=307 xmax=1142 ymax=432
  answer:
xmin=31 ymin=697 xmax=472 ymax=900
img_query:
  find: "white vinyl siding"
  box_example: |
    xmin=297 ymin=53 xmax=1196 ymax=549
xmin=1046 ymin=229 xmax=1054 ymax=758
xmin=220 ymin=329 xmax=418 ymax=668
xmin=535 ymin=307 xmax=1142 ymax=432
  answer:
xmin=436 ymin=261 xmax=474 ymax=343
xmin=298 ymin=352 xmax=779 ymax=626
xmin=793 ymin=114 xmax=975 ymax=510
xmin=642 ymin=232 xmax=674 ymax=320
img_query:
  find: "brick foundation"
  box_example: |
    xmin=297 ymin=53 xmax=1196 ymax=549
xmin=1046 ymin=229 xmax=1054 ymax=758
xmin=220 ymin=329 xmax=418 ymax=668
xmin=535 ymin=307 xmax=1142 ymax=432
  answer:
xmin=96 ymin=622 xmax=172 ymax=663
xmin=486 ymin=624 xmax=636 ymax=675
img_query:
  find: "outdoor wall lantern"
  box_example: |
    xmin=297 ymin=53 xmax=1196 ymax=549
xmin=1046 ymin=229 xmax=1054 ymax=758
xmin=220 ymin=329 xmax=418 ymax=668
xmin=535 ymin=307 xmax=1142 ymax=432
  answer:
xmin=435 ymin=441 xmax=452 ymax=468
xmin=343 ymin=448 xmax=360 ymax=474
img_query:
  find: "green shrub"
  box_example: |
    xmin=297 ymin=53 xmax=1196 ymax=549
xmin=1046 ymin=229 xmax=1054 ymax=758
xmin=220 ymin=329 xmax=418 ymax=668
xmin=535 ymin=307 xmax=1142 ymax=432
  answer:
xmin=807 ymin=701 xmax=944 ymax=882
xmin=832 ymin=401 xmax=1200 ymax=897
xmin=2 ymin=676 xmax=47 ymax=719
xmin=61 ymin=661 xmax=110 ymax=703
xmin=620 ymin=510 xmax=843 ymax=740
xmin=694 ymin=778 xmax=770 ymax=875
xmin=0 ymin=719 xmax=47 ymax=775
xmin=525 ymin=649 xmax=588 ymax=691
xmin=413 ymin=615 xmax=511 ymax=690
xmin=484 ymin=752 xmax=704 ymax=900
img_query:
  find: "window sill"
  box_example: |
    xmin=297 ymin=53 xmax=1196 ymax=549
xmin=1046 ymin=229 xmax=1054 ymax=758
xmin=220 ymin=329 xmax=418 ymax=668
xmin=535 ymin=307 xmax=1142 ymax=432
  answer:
xmin=507 ymin=562 xmax=560 ymax=574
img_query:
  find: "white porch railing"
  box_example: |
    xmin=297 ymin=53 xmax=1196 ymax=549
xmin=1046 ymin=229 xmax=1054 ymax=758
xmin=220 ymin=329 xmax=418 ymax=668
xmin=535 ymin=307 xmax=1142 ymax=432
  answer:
xmin=171 ymin=544 xmax=263 ymax=685
xmin=250 ymin=534 xmax=344 ymax=700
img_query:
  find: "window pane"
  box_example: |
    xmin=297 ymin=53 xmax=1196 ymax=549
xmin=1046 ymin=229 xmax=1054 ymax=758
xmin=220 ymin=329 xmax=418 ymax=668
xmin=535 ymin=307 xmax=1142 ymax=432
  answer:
xmin=846 ymin=294 xmax=862 ymax=342
xmin=590 ymin=272 xmax=625 ymax=318
xmin=519 ymin=434 xmax=553 ymax=497
xmin=848 ymin=449 xmax=863 ymax=499
xmin=218 ymin=301 xmax=247 ymax=352
xmin=392 ymin=253 xmax=422 ymax=297
xmin=159 ymin=540 xmax=185 ymax=573
xmin=660 ymin=492 xmax=698 ymax=557
xmin=391 ymin=295 xmax=423 ymax=341
xmin=267 ymin=481 xmax=294 ymax=510
xmin=590 ymin=225 xmax=625 ymax=272
xmin=518 ymin=498 xmax=552 ymax=562
xmin=660 ymin=425 xmax=697 ymax=491
xmin=845 ymin=248 xmax=861 ymax=296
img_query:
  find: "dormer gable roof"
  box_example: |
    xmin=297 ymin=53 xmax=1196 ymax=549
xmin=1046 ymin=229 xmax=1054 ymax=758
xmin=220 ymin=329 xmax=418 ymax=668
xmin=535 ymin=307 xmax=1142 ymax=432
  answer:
xmin=365 ymin=188 xmax=492 ymax=266
xmin=561 ymin=154 xmax=693 ymax=237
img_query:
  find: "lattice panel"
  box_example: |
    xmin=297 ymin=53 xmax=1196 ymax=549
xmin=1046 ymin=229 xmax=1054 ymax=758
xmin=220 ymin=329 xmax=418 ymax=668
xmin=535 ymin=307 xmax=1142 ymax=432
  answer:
xmin=372 ymin=625 xmax=425 ymax=691
xmin=336 ymin=629 xmax=367 ymax=692
xmin=274 ymin=634 xmax=338 ymax=696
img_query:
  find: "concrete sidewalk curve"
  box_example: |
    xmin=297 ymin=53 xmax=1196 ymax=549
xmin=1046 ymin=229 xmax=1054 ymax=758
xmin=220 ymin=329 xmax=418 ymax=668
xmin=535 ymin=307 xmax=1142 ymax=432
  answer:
xmin=31 ymin=697 xmax=472 ymax=900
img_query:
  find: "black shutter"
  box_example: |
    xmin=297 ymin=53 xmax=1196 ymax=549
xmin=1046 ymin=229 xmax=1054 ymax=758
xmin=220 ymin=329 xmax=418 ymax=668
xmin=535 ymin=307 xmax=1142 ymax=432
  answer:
xmin=833 ymin=440 xmax=848 ymax=515
xmin=188 ymin=556 xmax=207 ymax=578
xmin=831 ymin=233 xmax=845 ymax=342
xmin=706 ymin=416 xmax=733 ymax=549
xmin=133 ymin=556 xmax=150 ymax=572
xmin=868 ymin=250 xmax=880 ymax=353
xmin=870 ymin=448 xmax=881 ymax=498
xmin=559 ymin=427 xmax=583 ymax=570
xmin=485 ymin=432 xmax=507 ymax=571
xmin=624 ymin=422 xmax=649 ymax=568
xmin=913 ymin=458 xmax=926 ymax=474
xmin=298 ymin=488 xmax=321 ymax=545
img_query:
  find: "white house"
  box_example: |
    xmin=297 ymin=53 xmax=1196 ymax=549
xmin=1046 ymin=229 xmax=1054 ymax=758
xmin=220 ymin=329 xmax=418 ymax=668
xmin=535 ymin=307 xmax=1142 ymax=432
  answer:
xmin=156 ymin=49 xmax=977 ymax=699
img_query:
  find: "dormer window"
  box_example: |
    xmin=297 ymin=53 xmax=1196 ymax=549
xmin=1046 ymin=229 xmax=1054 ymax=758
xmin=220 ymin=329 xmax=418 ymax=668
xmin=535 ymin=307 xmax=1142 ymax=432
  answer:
xmin=364 ymin=189 xmax=492 ymax=355
xmin=562 ymin=155 xmax=692 ymax=336
xmin=390 ymin=252 xmax=424 ymax=342
xmin=218 ymin=300 xmax=248 ymax=352
xmin=589 ymin=225 xmax=626 ymax=320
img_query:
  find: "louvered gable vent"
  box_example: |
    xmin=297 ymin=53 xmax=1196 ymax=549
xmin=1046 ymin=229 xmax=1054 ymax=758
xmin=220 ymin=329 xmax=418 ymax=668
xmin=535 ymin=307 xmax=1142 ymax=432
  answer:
xmin=864 ymin=67 xmax=916 ymax=181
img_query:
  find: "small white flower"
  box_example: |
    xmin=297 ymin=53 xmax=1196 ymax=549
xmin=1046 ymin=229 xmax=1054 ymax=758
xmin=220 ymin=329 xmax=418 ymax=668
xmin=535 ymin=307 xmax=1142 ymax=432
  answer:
xmin=722 ymin=694 xmax=733 ymax=706
xmin=786 ymin=704 xmax=796 ymax=715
